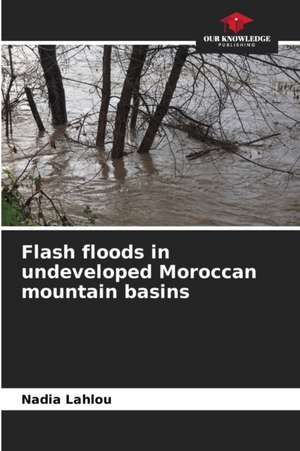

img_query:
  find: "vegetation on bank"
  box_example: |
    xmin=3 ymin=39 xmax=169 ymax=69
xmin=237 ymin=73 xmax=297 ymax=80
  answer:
xmin=2 ymin=169 xmax=72 ymax=226
xmin=2 ymin=186 xmax=26 ymax=225
xmin=2 ymin=169 xmax=27 ymax=225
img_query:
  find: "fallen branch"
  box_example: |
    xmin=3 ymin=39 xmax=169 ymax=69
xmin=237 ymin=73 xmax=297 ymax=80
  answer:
xmin=186 ymin=148 xmax=217 ymax=160
xmin=230 ymin=149 xmax=294 ymax=175
xmin=12 ymin=143 xmax=49 ymax=190
xmin=168 ymin=106 xmax=210 ymax=128
xmin=239 ymin=133 xmax=281 ymax=147
xmin=186 ymin=138 xmax=294 ymax=176
xmin=24 ymin=189 xmax=72 ymax=225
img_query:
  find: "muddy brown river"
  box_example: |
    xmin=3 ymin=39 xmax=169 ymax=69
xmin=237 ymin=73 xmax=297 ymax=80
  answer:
xmin=3 ymin=113 xmax=300 ymax=225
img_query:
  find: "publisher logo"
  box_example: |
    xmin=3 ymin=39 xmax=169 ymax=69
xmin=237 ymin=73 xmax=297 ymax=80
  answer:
xmin=197 ymin=11 xmax=278 ymax=54
xmin=221 ymin=12 xmax=254 ymax=34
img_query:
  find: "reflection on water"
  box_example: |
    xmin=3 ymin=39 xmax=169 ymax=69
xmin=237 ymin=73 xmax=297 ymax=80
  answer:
xmin=2 ymin=113 xmax=300 ymax=226
xmin=112 ymin=158 xmax=127 ymax=182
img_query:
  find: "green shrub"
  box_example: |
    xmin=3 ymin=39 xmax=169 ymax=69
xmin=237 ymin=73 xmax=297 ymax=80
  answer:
xmin=2 ymin=190 xmax=26 ymax=225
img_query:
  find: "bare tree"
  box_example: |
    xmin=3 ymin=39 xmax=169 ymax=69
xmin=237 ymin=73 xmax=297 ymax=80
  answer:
xmin=3 ymin=45 xmax=15 ymax=138
xmin=111 ymin=45 xmax=148 ymax=159
xmin=129 ymin=48 xmax=149 ymax=137
xmin=38 ymin=45 xmax=67 ymax=126
xmin=137 ymin=46 xmax=189 ymax=154
xmin=96 ymin=45 xmax=112 ymax=149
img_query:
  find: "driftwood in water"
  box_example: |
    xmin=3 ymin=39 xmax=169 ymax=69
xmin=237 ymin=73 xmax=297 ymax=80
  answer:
xmin=168 ymin=120 xmax=239 ymax=155
xmin=185 ymin=123 xmax=238 ymax=150
xmin=25 ymin=86 xmax=45 ymax=132
xmin=186 ymin=130 xmax=285 ymax=177
xmin=185 ymin=128 xmax=281 ymax=160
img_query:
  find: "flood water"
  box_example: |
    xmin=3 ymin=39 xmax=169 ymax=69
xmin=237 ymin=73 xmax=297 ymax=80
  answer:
xmin=2 ymin=46 xmax=300 ymax=226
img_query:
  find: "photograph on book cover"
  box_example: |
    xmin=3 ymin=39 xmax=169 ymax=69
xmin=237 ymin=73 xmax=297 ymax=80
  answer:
xmin=2 ymin=43 xmax=300 ymax=227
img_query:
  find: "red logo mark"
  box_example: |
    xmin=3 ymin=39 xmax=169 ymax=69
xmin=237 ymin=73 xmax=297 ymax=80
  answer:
xmin=221 ymin=12 xmax=254 ymax=33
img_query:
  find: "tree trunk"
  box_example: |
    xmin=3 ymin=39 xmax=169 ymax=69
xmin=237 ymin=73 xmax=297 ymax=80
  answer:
xmin=130 ymin=58 xmax=145 ymax=136
xmin=130 ymin=86 xmax=140 ymax=137
xmin=38 ymin=45 xmax=67 ymax=126
xmin=96 ymin=45 xmax=112 ymax=149
xmin=25 ymin=86 xmax=45 ymax=132
xmin=137 ymin=46 xmax=189 ymax=154
xmin=111 ymin=45 xmax=148 ymax=159
xmin=4 ymin=45 xmax=15 ymax=138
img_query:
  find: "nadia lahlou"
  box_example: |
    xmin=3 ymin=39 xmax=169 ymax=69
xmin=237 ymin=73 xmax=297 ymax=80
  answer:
xmin=22 ymin=393 xmax=112 ymax=405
